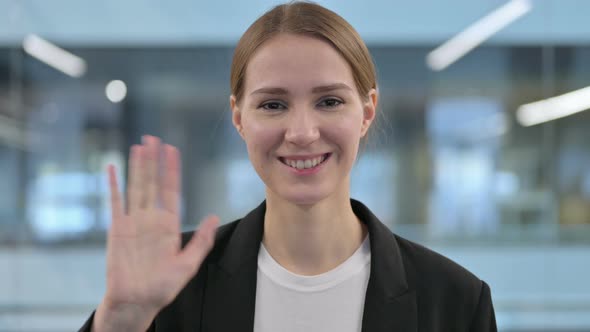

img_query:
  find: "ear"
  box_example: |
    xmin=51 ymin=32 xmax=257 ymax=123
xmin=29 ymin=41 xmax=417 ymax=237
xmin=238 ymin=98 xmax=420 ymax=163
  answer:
xmin=360 ymin=88 xmax=378 ymax=137
xmin=230 ymin=95 xmax=245 ymax=139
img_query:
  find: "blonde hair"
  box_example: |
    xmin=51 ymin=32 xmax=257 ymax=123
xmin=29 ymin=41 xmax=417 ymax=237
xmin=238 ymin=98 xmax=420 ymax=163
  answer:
xmin=230 ymin=1 xmax=377 ymax=103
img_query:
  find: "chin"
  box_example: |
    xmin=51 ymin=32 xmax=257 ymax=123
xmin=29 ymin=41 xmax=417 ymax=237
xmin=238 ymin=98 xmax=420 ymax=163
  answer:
xmin=276 ymin=188 xmax=333 ymax=207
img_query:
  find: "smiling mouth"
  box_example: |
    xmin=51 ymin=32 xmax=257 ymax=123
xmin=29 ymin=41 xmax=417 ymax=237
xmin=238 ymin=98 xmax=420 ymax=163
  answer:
xmin=279 ymin=153 xmax=331 ymax=170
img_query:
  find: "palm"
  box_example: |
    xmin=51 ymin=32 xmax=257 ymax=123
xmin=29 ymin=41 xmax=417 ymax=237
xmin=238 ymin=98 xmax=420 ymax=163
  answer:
xmin=103 ymin=136 xmax=218 ymax=314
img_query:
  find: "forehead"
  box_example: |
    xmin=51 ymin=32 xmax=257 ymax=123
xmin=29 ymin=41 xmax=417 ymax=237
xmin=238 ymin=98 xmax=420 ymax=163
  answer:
xmin=244 ymin=34 xmax=356 ymax=94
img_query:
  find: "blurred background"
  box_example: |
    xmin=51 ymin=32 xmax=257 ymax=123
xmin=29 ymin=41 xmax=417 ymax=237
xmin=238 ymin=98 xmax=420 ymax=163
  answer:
xmin=0 ymin=0 xmax=589 ymax=331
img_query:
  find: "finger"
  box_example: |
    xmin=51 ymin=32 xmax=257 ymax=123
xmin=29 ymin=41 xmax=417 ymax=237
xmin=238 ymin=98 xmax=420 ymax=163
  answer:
xmin=127 ymin=145 xmax=142 ymax=214
xmin=161 ymin=144 xmax=180 ymax=214
xmin=108 ymin=164 xmax=124 ymax=222
xmin=143 ymin=135 xmax=161 ymax=209
xmin=178 ymin=215 xmax=219 ymax=273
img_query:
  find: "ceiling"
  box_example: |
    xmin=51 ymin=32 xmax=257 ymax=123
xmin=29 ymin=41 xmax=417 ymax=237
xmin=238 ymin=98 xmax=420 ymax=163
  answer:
xmin=1 ymin=0 xmax=590 ymax=47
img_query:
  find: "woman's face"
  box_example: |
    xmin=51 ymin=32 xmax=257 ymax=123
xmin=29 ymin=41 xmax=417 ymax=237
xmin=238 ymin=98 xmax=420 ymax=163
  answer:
xmin=231 ymin=33 xmax=377 ymax=206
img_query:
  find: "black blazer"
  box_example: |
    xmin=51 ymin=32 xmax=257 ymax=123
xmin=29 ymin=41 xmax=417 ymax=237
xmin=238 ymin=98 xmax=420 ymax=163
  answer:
xmin=80 ymin=199 xmax=497 ymax=332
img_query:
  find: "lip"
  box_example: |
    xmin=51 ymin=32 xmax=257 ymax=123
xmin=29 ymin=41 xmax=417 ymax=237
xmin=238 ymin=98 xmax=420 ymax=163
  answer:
xmin=279 ymin=153 xmax=331 ymax=175
xmin=279 ymin=153 xmax=328 ymax=161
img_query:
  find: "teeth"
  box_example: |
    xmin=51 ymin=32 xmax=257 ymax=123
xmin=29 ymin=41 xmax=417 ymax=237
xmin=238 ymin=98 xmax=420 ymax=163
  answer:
xmin=283 ymin=155 xmax=327 ymax=170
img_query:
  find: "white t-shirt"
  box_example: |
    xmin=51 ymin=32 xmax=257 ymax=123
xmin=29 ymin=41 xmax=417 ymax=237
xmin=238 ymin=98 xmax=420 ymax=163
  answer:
xmin=254 ymin=236 xmax=371 ymax=332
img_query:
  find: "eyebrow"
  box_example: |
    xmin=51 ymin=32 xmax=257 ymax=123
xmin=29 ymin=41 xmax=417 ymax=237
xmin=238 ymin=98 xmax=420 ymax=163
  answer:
xmin=250 ymin=83 xmax=353 ymax=96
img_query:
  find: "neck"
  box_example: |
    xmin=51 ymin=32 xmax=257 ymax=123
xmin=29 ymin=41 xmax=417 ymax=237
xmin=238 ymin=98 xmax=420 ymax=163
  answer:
xmin=262 ymin=189 xmax=367 ymax=276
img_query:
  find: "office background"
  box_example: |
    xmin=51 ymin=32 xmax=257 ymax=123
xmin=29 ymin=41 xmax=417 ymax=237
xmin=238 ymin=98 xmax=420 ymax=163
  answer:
xmin=0 ymin=0 xmax=589 ymax=331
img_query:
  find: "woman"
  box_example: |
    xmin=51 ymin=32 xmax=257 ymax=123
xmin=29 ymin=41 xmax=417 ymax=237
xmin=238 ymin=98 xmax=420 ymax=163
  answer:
xmin=81 ymin=2 xmax=497 ymax=331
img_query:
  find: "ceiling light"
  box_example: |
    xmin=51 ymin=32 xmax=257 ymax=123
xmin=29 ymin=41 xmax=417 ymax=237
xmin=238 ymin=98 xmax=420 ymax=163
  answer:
xmin=517 ymin=86 xmax=590 ymax=126
xmin=426 ymin=0 xmax=532 ymax=71
xmin=22 ymin=34 xmax=87 ymax=78
xmin=105 ymin=80 xmax=127 ymax=103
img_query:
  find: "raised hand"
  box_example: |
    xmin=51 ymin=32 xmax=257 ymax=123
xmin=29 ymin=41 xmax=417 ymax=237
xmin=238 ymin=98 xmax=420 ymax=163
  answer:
xmin=93 ymin=136 xmax=218 ymax=332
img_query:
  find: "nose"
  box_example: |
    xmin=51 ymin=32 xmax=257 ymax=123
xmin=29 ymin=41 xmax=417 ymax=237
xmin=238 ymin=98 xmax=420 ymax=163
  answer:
xmin=284 ymin=108 xmax=320 ymax=146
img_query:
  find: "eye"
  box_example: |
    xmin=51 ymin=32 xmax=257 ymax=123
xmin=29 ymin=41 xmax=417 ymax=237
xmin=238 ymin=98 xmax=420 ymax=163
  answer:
xmin=259 ymin=101 xmax=286 ymax=111
xmin=318 ymin=97 xmax=343 ymax=109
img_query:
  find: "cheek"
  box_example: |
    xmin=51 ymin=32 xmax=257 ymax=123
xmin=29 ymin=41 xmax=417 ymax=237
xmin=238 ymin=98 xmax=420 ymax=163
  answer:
xmin=242 ymin=117 xmax=283 ymax=157
xmin=324 ymin=112 xmax=364 ymax=147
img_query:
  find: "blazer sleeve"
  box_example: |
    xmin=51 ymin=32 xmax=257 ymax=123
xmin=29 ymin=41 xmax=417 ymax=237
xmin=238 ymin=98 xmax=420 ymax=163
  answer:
xmin=78 ymin=311 xmax=156 ymax=332
xmin=468 ymin=281 xmax=498 ymax=332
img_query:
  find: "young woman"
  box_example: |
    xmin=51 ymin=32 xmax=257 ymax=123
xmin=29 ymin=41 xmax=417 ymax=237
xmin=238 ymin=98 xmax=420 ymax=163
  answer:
xmin=81 ymin=2 xmax=497 ymax=331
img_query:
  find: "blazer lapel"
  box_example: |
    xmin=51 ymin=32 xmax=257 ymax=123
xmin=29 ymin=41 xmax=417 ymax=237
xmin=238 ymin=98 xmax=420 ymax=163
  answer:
xmin=200 ymin=201 xmax=266 ymax=332
xmin=362 ymin=289 xmax=417 ymax=332
xmin=353 ymin=200 xmax=418 ymax=332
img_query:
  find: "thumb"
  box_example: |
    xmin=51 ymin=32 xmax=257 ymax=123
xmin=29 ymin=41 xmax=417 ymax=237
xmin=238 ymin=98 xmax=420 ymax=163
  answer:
xmin=178 ymin=215 xmax=219 ymax=273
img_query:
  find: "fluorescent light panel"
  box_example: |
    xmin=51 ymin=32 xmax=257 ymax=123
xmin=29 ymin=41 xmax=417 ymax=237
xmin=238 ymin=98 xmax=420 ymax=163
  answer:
xmin=23 ymin=34 xmax=87 ymax=78
xmin=426 ymin=0 xmax=532 ymax=71
xmin=517 ymin=86 xmax=590 ymax=126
